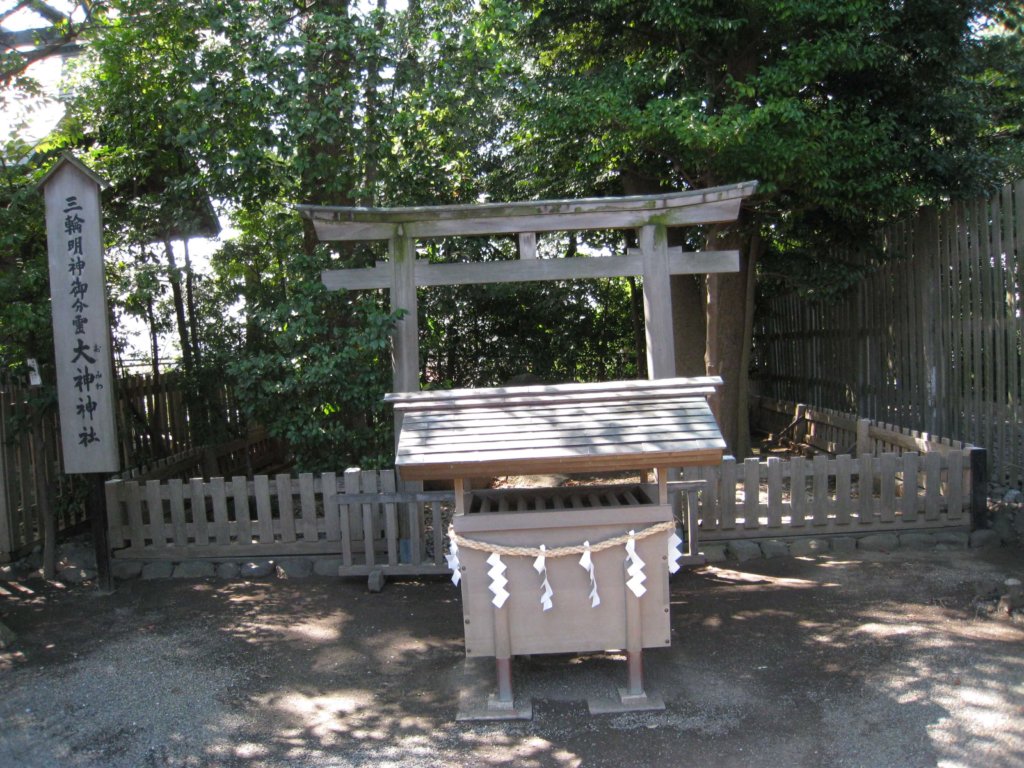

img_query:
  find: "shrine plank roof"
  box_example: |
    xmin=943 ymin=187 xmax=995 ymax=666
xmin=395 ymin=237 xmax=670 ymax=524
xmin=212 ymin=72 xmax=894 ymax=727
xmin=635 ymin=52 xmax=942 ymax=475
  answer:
xmin=388 ymin=377 xmax=727 ymax=481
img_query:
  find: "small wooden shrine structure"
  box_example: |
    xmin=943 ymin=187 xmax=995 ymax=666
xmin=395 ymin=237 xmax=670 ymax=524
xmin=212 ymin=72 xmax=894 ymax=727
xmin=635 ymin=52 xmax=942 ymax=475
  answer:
xmin=387 ymin=377 xmax=724 ymax=717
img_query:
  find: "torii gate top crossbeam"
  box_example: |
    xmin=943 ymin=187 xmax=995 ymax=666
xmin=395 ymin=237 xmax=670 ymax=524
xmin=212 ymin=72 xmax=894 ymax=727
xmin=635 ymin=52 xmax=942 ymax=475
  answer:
xmin=296 ymin=181 xmax=757 ymax=241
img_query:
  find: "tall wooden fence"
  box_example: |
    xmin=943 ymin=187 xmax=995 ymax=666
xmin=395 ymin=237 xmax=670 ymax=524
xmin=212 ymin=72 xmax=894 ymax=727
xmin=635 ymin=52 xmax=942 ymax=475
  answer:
xmin=754 ymin=181 xmax=1024 ymax=488
xmin=0 ymin=382 xmax=87 ymax=563
xmin=118 ymin=372 xmax=247 ymax=464
xmin=0 ymin=374 xmax=264 ymax=562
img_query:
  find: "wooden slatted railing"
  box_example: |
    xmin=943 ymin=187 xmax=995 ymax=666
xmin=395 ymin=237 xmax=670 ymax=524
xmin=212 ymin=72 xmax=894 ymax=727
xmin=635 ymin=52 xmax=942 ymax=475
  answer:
xmin=105 ymin=468 xmax=455 ymax=575
xmin=686 ymin=450 xmax=972 ymax=541
xmin=107 ymin=452 xmax=976 ymax=570
xmin=751 ymin=395 xmax=978 ymax=458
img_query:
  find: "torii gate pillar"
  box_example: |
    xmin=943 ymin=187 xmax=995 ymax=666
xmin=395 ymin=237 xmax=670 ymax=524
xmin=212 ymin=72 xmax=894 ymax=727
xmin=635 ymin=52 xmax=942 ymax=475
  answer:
xmin=390 ymin=234 xmax=419 ymax=393
xmin=389 ymin=234 xmax=418 ymax=441
xmin=639 ymin=224 xmax=675 ymax=380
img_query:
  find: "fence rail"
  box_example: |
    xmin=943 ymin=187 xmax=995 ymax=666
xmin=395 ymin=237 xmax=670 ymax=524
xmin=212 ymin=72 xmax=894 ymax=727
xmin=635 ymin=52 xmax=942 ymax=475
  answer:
xmin=753 ymin=181 xmax=1024 ymax=489
xmin=750 ymin=396 xmax=976 ymax=458
xmin=116 ymin=430 xmax=285 ymax=482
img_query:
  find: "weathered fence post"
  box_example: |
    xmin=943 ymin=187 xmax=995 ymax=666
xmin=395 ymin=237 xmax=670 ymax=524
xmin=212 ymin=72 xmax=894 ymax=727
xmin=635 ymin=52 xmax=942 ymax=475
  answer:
xmin=794 ymin=403 xmax=808 ymax=447
xmin=969 ymin=447 xmax=988 ymax=530
xmin=855 ymin=418 xmax=871 ymax=457
xmin=104 ymin=480 xmax=123 ymax=550
xmin=916 ymin=207 xmax=941 ymax=436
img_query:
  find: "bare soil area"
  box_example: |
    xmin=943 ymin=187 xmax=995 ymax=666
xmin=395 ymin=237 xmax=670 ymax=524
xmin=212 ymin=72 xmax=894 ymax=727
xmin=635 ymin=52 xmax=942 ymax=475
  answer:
xmin=1 ymin=546 xmax=1023 ymax=768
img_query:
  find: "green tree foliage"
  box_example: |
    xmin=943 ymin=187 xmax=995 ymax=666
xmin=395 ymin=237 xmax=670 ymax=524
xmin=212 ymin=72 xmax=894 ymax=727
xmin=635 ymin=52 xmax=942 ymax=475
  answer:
xmin=501 ymin=0 xmax=1022 ymax=283
xmin=418 ymin=236 xmax=641 ymax=388
xmin=51 ymin=0 xmax=404 ymax=468
xmin=218 ymin=215 xmax=398 ymax=471
xmin=0 ymin=152 xmax=53 ymax=376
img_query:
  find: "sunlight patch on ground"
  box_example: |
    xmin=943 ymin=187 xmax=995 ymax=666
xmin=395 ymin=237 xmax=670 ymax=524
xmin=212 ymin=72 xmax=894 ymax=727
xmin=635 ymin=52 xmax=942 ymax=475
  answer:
xmin=457 ymin=730 xmax=582 ymax=768
xmin=814 ymin=558 xmax=863 ymax=568
xmin=705 ymin=566 xmax=834 ymax=588
xmin=855 ymin=606 xmax=1024 ymax=644
xmin=362 ymin=629 xmax=461 ymax=670
xmin=852 ymin=621 xmax=927 ymax=638
xmin=226 ymin=607 xmax=349 ymax=646
xmin=261 ymin=689 xmax=376 ymax=743
xmin=282 ymin=616 xmax=344 ymax=643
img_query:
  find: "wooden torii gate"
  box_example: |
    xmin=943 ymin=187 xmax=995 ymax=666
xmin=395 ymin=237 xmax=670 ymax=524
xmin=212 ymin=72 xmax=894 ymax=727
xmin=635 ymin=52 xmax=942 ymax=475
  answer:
xmin=298 ymin=181 xmax=757 ymax=413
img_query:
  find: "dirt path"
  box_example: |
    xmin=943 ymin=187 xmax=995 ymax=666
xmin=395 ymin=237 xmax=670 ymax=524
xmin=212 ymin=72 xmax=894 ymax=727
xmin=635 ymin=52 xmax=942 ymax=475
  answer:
xmin=1 ymin=546 xmax=1022 ymax=768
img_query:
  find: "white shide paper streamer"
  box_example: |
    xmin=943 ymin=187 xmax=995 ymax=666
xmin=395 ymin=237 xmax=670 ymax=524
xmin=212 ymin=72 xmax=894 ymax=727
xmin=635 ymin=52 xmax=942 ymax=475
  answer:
xmin=446 ymin=539 xmax=461 ymax=586
xmin=578 ymin=541 xmax=601 ymax=607
xmin=624 ymin=530 xmax=647 ymax=598
xmin=532 ymin=544 xmax=554 ymax=611
xmin=667 ymin=530 xmax=684 ymax=574
xmin=486 ymin=552 xmax=510 ymax=608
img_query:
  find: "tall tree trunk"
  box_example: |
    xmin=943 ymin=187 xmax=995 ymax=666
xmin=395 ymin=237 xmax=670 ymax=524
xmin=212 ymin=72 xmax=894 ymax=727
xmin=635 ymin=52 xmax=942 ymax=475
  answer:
xmin=182 ymin=238 xmax=201 ymax=367
xmin=147 ymin=297 xmax=160 ymax=379
xmin=360 ymin=0 xmax=388 ymax=207
xmin=163 ymin=238 xmax=192 ymax=372
xmin=144 ymin=297 xmax=169 ymax=458
xmin=300 ymin=0 xmax=357 ymax=255
xmin=704 ymin=217 xmax=761 ymax=458
xmin=626 ymin=276 xmax=647 ymax=378
xmin=671 ymin=274 xmax=707 ymax=376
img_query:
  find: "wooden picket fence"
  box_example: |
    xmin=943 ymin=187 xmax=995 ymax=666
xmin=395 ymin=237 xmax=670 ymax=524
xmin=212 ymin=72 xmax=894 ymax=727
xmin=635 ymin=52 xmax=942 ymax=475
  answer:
xmin=102 ymin=394 xmax=983 ymax=570
xmin=684 ymin=395 xmax=983 ymax=541
xmin=0 ymin=373 xmax=263 ymax=562
xmin=0 ymin=380 xmax=89 ymax=562
xmin=106 ymin=450 xmax=979 ymax=572
xmin=105 ymin=468 xmax=455 ymax=575
xmin=687 ymin=450 xmax=971 ymax=542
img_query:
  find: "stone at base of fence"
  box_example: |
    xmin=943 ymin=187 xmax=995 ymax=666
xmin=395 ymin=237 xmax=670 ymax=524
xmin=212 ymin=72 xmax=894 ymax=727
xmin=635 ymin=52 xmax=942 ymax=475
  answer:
xmin=7 ymin=523 xmax=1017 ymax=584
xmin=103 ymin=530 xmax=1002 ymax=581
xmin=699 ymin=528 xmax=1010 ymax=564
xmin=109 ymin=557 xmax=365 ymax=581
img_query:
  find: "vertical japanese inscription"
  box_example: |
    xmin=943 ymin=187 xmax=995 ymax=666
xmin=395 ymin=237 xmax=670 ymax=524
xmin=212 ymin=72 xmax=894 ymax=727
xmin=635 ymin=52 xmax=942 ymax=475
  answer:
xmin=41 ymin=156 xmax=120 ymax=473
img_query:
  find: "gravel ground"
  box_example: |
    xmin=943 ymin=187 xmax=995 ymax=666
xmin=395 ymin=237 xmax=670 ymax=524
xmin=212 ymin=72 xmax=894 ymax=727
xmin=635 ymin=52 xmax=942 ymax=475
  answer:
xmin=1 ymin=545 xmax=1023 ymax=768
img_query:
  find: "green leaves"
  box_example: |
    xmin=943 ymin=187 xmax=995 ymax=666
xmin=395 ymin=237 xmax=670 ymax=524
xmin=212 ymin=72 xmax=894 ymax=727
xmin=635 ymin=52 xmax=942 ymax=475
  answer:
xmin=505 ymin=0 xmax=1022 ymax=292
